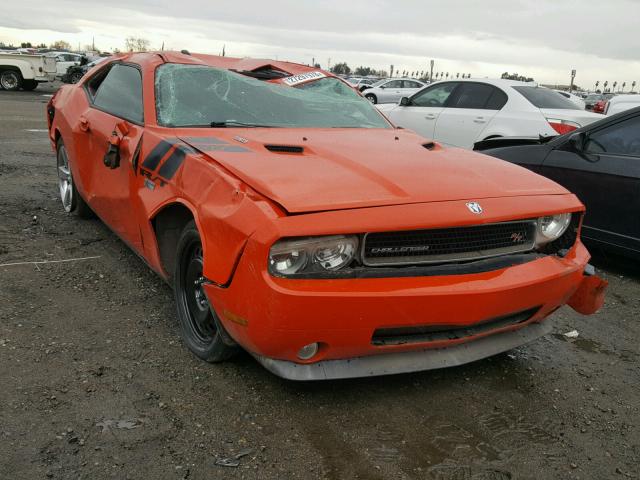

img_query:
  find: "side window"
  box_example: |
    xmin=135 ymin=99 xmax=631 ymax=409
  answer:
xmin=585 ymin=116 xmax=640 ymax=157
xmin=450 ymin=83 xmax=496 ymax=109
xmin=410 ymin=83 xmax=457 ymax=107
xmin=384 ymin=80 xmax=403 ymax=88
xmin=91 ymin=64 xmax=144 ymax=123
xmin=403 ymin=81 xmax=422 ymax=89
xmin=485 ymin=88 xmax=508 ymax=110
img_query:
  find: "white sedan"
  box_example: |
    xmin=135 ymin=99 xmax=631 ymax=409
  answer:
xmin=377 ymin=79 xmax=603 ymax=149
xmin=362 ymin=78 xmax=426 ymax=104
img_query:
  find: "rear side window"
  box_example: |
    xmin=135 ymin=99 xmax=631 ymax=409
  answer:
xmin=384 ymin=80 xmax=403 ymax=88
xmin=449 ymin=83 xmax=507 ymax=110
xmin=403 ymin=81 xmax=422 ymax=89
xmin=513 ymin=86 xmax=580 ymax=110
xmin=585 ymin=115 xmax=640 ymax=156
xmin=91 ymin=64 xmax=143 ymax=123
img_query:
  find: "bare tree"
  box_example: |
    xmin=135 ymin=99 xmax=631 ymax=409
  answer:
xmin=50 ymin=40 xmax=72 ymax=51
xmin=125 ymin=37 xmax=151 ymax=52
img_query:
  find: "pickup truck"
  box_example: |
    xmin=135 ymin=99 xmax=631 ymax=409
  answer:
xmin=0 ymin=53 xmax=57 ymax=91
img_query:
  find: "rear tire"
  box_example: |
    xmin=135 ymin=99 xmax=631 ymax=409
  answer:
xmin=70 ymin=72 xmax=83 ymax=84
xmin=22 ymin=80 xmax=38 ymax=91
xmin=56 ymin=139 xmax=94 ymax=218
xmin=0 ymin=70 xmax=23 ymax=91
xmin=174 ymin=221 xmax=237 ymax=363
xmin=365 ymin=93 xmax=377 ymax=104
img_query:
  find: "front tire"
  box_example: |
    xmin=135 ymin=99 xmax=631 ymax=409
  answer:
xmin=365 ymin=93 xmax=377 ymax=104
xmin=174 ymin=221 xmax=237 ymax=363
xmin=0 ymin=70 xmax=23 ymax=91
xmin=56 ymin=139 xmax=93 ymax=218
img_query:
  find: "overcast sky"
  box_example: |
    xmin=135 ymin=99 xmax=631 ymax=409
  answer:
xmin=2 ymin=0 xmax=639 ymax=88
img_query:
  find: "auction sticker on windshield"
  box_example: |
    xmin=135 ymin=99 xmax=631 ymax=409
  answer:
xmin=282 ymin=71 xmax=326 ymax=86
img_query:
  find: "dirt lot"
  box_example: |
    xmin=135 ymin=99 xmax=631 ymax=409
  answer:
xmin=0 ymin=84 xmax=638 ymax=480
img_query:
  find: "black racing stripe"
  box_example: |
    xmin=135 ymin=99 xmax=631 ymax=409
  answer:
xmin=142 ymin=140 xmax=174 ymax=170
xmin=157 ymin=146 xmax=187 ymax=179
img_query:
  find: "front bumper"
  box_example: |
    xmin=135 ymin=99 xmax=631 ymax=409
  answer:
xmin=206 ymin=240 xmax=605 ymax=378
xmin=253 ymin=321 xmax=552 ymax=381
xmin=202 ymin=196 xmax=606 ymax=380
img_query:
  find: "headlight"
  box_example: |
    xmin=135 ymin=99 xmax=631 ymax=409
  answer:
xmin=269 ymin=235 xmax=359 ymax=277
xmin=536 ymin=213 xmax=572 ymax=245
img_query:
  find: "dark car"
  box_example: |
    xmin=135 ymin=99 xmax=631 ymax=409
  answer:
xmin=476 ymin=106 xmax=640 ymax=258
xmin=62 ymin=57 xmax=107 ymax=84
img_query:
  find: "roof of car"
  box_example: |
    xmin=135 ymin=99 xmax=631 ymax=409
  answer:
xmin=438 ymin=78 xmax=539 ymax=88
xmin=113 ymin=51 xmax=327 ymax=79
xmin=608 ymin=94 xmax=640 ymax=104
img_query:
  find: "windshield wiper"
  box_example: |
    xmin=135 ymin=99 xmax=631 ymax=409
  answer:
xmin=209 ymin=120 xmax=275 ymax=128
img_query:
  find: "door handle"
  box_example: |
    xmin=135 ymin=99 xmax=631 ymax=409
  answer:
xmin=473 ymin=117 xmax=486 ymax=124
xmin=79 ymin=117 xmax=89 ymax=132
xmin=425 ymin=114 xmax=437 ymax=120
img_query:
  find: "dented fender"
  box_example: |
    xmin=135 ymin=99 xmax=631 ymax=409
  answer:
xmin=568 ymin=267 xmax=608 ymax=315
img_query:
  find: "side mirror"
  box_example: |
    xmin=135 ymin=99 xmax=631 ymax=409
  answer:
xmin=399 ymin=97 xmax=411 ymax=106
xmin=566 ymin=131 xmax=586 ymax=152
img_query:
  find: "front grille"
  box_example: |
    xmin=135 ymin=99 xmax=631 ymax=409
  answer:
xmin=363 ymin=220 xmax=537 ymax=266
xmin=371 ymin=307 xmax=540 ymax=346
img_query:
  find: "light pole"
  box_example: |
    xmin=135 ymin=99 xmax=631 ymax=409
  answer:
xmin=429 ymin=59 xmax=434 ymax=82
xmin=569 ymin=69 xmax=576 ymax=93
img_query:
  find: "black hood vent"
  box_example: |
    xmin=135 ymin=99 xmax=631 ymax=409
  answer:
xmin=265 ymin=145 xmax=304 ymax=154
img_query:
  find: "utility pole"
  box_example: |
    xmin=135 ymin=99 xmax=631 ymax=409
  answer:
xmin=429 ymin=59 xmax=434 ymax=82
xmin=390 ymin=64 xmax=394 ymax=77
xmin=569 ymin=69 xmax=576 ymax=93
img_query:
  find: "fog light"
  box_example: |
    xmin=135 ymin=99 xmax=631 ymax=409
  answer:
xmin=297 ymin=342 xmax=319 ymax=360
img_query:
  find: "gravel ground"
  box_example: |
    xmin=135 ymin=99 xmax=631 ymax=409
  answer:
xmin=0 ymin=83 xmax=638 ymax=480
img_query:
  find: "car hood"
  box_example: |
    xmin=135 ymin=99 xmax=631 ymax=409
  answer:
xmin=178 ymin=128 xmax=567 ymax=213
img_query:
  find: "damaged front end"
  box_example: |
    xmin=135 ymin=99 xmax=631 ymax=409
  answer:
xmin=568 ymin=265 xmax=608 ymax=315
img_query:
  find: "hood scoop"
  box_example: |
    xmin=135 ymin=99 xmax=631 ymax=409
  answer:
xmin=265 ymin=144 xmax=304 ymax=154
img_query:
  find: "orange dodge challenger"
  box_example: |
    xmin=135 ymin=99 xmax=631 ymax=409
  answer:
xmin=47 ymin=51 xmax=607 ymax=380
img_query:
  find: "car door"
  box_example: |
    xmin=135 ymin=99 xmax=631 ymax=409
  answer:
xmin=378 ymin=80 xmax=404 ymax=103
xmin=432 ymin=82 xmax=506 ymax=148
xmin=540 ymin=113 xmax=640 ymax=252
xmin=388 ymin=82 xmax=458 ymax=140
xmin=73 ymin=63 xmax=145 ymax=252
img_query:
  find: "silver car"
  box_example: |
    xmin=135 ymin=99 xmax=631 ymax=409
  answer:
xmin=362 ymin=78 xmax=426 ymax=104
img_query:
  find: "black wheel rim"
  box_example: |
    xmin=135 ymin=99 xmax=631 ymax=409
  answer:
xmin=179 ymin=240 xmax=217 ymax=344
